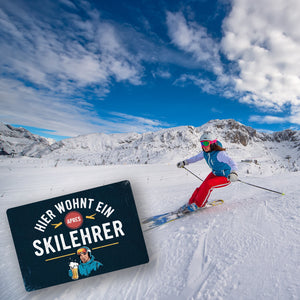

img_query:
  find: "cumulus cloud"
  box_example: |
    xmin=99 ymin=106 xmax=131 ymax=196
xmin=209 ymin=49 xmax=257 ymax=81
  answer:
xmin=289 ymin=105 xmax=300 ymax=125
xmin=166 ymin=1 xmax=300 ymax=126
xmin=221 ymin=0 xmax=300 ymax=112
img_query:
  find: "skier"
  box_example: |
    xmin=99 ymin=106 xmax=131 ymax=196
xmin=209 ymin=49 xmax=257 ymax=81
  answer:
xmin=177 ymin=133 xmax=238 ymax=213
xmin=69 ymin=246 xmax=103 ymax=278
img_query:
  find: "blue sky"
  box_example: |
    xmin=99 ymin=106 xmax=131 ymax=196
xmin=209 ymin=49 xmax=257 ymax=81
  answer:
xmin=1 ymin=0 xmax=300 ymax=140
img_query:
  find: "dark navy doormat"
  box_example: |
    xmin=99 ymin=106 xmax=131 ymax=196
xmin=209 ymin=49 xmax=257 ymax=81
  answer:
xmin=7 ymin=180 xmax=149 ymax=291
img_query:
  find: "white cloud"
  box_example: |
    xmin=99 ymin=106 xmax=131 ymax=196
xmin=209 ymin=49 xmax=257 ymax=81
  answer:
xmin=0 ymin=1 xmax=167 ymax=136
xmin=249 ymin=115 xmax=287 ymax=124
xmin=0 ymin=1 xmax=144 ymax=95
xmin=249 ymin=104 xmax=300 ymax=126
xmin=289 ymin=105 xmax=300 ymax=125
xmin=221 ymin=0 xmax=300 ymax=110
xmin=174 ymin=74 xmax=217 ymax=94
xmin=152 ymin=69 xmax=171 ymax=79
xmin=166 ymin=2 xmax=300 ymax=127
xmin=0 ymin=78 xmax=169 ymax=137
xmin=166 ymin=11 xmax=223 ymax=75
xmin=0 ymin=78 xmax=100 ymax=136
xmin=2 ymin=0 xmax=300 ymax=134
xmin=165 ymin=11 xmax=236 ymax=100
xmin=108 ymin=112 xmax=170 ymax=133
xmin=58 ymin=0 xmax=77 ymax=10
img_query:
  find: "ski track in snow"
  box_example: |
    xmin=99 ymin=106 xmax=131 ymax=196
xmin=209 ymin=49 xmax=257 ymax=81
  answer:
xmin=0 ymin=158 xmax=299 ymax=300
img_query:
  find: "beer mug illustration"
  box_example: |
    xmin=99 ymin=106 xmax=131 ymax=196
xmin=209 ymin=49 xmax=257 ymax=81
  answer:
xmin=69 ymin=262 xmax=79 ymax=280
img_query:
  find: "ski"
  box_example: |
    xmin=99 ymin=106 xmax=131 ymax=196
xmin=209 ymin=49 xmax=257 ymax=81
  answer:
xmin=142 ymin=200 xmax=224 ymax=231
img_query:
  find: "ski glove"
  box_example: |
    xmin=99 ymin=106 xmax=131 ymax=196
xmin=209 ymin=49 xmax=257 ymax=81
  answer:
xmin=177 ymin=160 xmax=188 ymax=168
xmin=228 ymin=171 xmax=238 ymax=182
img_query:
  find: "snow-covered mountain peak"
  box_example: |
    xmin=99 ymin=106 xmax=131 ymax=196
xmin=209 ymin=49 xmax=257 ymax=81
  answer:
xmin=198 ymin=119 xmax=267 ymax=146
xmin=0 ymin=119 xmax=299 ymax=173
xmin=0 ymin=122 xmax=51 ymax=156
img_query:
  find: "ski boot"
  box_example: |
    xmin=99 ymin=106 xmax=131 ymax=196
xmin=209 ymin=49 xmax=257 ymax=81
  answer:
xmin=177 ymin=202 xmax=198 ymax=215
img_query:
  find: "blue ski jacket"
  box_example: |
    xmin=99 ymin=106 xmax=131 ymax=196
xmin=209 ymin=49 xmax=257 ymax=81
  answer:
xmin=69 ymin=255 xmax=102 ymax=278
xmin=186 ymin=141 xmax=237 ymax=177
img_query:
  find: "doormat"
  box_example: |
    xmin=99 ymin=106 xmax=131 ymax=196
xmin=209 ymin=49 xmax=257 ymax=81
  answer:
xmin=7 ymin=180 xmax=149 ymax=291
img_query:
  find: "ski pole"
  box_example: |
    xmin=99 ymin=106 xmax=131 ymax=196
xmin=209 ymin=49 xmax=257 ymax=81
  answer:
xmin=183 ymin=166 xmax=284 ymax=195
xmin=237 ymin=179 xmax=285 ymax=195
xmin=183 ymin=166 xmax=203 ymax=182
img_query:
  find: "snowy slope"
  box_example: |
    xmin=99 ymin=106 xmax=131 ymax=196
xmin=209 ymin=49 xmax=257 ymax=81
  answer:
xmin=0 ymin=158 xmax=299 ymax=300
xmin=0 ymin=119 xmax=299 ymax=299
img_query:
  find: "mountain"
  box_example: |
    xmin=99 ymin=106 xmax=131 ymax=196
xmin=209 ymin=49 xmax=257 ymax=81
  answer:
xmin=0 ymin=122 xmax=53 ymax=157
xmin=0 ymin=120 xmax=299 ymax=172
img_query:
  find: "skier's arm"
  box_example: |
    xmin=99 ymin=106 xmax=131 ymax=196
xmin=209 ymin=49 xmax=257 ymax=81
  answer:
xmin=177 ymin=152 xmax=204 ymax=168
xmin=185 ymin=152 xmax=204 ymax=164
xmin=217 ymin=151 xmax=238 ymax=172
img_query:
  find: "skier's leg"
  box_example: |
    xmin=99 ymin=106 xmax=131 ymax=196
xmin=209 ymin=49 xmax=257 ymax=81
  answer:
xmin=192 ymin=173 xmax=230 ymax=207
xmin=188 ymin=172 xmax=215 ymax=205
xmin=188 ymin=187 xmax=200 ymax=204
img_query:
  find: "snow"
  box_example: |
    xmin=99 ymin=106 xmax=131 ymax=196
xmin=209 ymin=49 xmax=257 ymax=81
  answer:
xmin=0 ymin=119 xmax=299 ymax=299
xmin=0 ymin=156 xmax=299 ymax=300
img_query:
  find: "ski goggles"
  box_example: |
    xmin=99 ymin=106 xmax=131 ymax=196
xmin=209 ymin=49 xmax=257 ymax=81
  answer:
xmin=77 ymin=248 xmax=88 ymax=255
xmin=200 ymin=140 xmax=217 ymax=147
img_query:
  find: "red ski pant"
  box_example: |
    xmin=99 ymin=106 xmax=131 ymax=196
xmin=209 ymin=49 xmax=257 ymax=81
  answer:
xmin=188 ymin=172 xmax=230 ymax=207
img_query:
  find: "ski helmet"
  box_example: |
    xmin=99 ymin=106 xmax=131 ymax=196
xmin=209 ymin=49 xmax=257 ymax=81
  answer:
xmin=77 ymin=246 xmax=92 ymax=257
xmin=200 ymin=132 xmax=215 ymax=142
